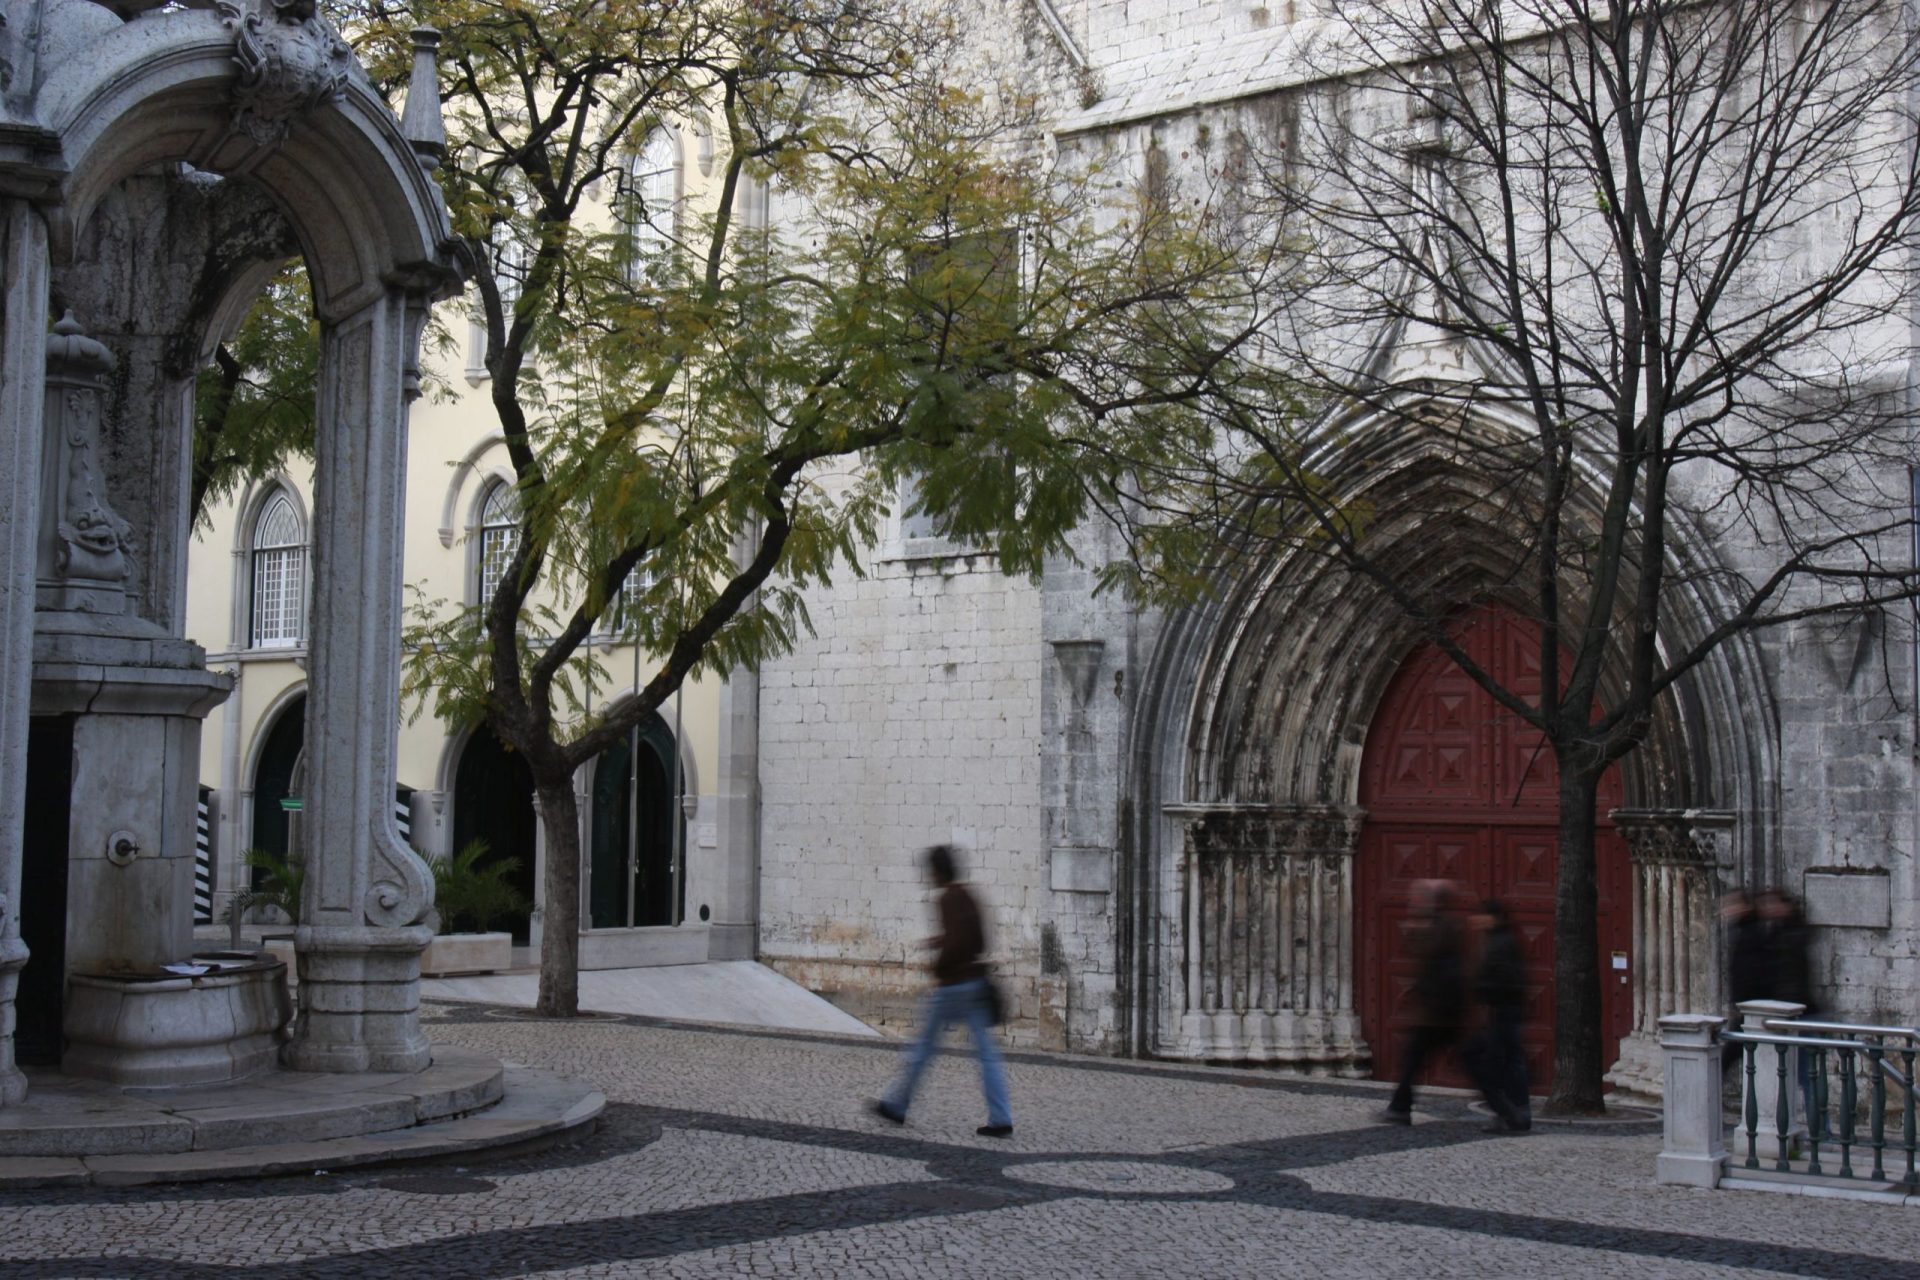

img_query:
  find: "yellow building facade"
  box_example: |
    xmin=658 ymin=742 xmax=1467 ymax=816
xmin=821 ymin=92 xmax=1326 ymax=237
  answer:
xmin=184 ymin=119 xmax=740 ymax=968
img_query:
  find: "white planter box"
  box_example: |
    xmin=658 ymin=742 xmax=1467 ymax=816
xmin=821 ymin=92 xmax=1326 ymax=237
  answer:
xmin=422 ymin=931 xmax=512 ymax=977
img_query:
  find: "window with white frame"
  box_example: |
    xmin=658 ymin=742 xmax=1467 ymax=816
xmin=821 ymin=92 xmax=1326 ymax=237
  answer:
xmin=250 ymin=491 xmax=306 ymax=648
xmin=477 ymin=481 xmax=522 ymax=606
xmin=628 ymin=127 xmax=679 ymax=274
xmin=899 ymin=473 xmax=942 ymax=541
xmin=605 ymin=557 xmax=661 ymax=632
xmin=466 ymin=233 xmax=528 ymax=382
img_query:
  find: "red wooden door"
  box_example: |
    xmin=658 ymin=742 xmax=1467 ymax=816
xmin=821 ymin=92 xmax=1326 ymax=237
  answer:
xmin=1356 ymin=607 xmax=1632 ymax=1092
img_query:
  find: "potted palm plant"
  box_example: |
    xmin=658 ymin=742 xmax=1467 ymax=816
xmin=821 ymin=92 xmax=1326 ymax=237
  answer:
xmin=225 ymin=847 xmax=304 ymax=975
xmin=420 ymin=839 xmax=528 ymax=977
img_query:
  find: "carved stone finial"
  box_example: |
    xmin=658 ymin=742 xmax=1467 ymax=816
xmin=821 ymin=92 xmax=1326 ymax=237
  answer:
xmin=401 ymin=26 xmax=446 ymax=170
xmin=46 ymin=311 xmax=115 ymax=375
xmin=217 ymin=0 xmax=355 ymax=147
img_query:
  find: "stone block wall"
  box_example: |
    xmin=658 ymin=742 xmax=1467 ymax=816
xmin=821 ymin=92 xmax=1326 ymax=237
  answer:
xmin=757 ymin=551 xmax=1061 ymax=1044
xmin=1763 ymin=614 xmax=1920 ymax=1028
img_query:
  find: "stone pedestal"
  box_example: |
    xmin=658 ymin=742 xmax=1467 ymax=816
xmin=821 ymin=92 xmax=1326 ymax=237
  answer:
xmin=0 ymin=931 xmax=26 ymax=1105
xmin=1656 ymin=1013 xmax=1728 ymax=1188
xmin=32 ymin=619 xmax=232 ymax=977
xmin=287 ymin=925 xmax=434 ymax=1073
xmin=1607 ymin=809 xmax=1734 ymax=1097
xmin=1735 ymin=998 xmax=1808 ymax=1163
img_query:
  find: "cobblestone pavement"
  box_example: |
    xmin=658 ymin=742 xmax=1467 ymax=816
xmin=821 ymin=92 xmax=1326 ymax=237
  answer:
xmin=3 ymin=1002 xmax=1918 ymax=1279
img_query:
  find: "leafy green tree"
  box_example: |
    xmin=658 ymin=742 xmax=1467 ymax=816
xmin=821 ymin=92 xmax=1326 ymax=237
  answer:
xmin=356 ymin=0 xmax=1267 ymax=1015
xmin=191 ymin=263 xmax=320 ymax=528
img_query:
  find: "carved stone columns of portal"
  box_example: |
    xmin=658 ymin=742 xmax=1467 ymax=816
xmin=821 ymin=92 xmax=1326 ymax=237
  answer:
xmin=287 ymin=288 xmax=438 ymax=1074
xmin=1169 ymin=804 xmax=1368 ymax=1072
xmin=1605 ymin=808 xmax=1735 ymax=1099
xmin=0 ymin=201 xmax=50 ymax=1107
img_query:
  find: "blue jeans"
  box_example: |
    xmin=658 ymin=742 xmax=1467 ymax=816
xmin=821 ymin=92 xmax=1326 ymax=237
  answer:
xmin=883 ymin=978 xmax=1012 ymax=1128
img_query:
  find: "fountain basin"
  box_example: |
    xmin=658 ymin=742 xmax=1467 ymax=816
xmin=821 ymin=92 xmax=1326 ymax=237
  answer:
xmin=62 ymin=955 xmax=291 ymax=1087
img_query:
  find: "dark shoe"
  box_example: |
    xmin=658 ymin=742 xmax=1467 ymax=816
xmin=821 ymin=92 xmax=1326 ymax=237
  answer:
xmin=1372 ymin=1107 xmax=1411 ymax=1126
xmin=976 ymin=1124 xmax=1013 ymax=1138
xmin=870 ymin=1100 xmax=906 ymax=1125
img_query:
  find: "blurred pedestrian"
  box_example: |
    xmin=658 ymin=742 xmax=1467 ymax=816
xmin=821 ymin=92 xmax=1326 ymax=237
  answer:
xmin=1375 ymin=879 xmax=1467 ymax=1125
xmin=1760 ymin=887 xmax=1817 ymax=1128
xmin=1759 ymin=888 xmax=1815 ymax=1014
xmin=1462 ymin=898 xmax=1531 ymax=1133
xmin=870 ymin=844 xmax=1014 ymax=1138
xmin=1722 ymin=888 xmax=1767 ymax=1080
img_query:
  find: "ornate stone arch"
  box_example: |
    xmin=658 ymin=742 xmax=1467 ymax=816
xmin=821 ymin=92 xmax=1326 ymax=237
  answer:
xmin=0 ymin=3 xmax=467 ymax=1084
xmin=1125 ymin=399 xmax=1779 ymax=1072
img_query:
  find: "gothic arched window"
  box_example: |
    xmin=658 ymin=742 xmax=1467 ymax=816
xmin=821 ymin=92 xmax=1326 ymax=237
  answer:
xmin=476 ymin=481 xmax=522 ymax=606
xmin=250 ymin=491 xmax=306 ymax=648
xmin=629 ymin=127 xmax=679 ymax=271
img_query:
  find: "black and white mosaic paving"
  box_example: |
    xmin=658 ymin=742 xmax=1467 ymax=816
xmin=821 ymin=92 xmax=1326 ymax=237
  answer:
xmin=0 ymin=1002 xmax=1912 ymax=1279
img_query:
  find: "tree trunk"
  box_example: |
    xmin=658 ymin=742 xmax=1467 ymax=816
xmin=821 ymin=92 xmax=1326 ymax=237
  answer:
xmin=1548 ymin=765 xmax=1607 ymax=1114
xmin=534 ymin=776 xmax=582 ymax=1017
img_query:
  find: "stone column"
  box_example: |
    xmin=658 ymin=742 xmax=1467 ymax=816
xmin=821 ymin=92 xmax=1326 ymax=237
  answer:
xmin=287 ymin=287 xmax=437 ymax=1073
xmin=1171 ymin=804 xmax=1367 ymax=1072
xmin=1605 ymin=809 xmax=1734 ymax=1098
xmin=1656 ymin=1014 xmax=1728 ymax=1188
xmin=709 ymin=519 xmax=764 ymax=962
xmin=0 ymin=201 xmax=49 ymax=1107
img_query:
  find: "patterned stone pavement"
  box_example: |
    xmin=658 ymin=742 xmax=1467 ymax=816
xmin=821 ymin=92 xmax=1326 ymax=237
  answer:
xmin=2 ymin=1001 xmax=1917 ymax=1279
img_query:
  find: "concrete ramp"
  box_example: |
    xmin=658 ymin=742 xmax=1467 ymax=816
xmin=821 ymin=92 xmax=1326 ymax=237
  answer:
xmin=422 ymin=961 xmax=881 ymax=1038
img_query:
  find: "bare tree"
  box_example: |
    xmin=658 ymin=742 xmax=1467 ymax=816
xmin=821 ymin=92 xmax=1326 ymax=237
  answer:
xmin=1112 ymin=0 xmax=1920 ymax=1110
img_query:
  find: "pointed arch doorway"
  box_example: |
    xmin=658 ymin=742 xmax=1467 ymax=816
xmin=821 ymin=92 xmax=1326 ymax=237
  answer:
xmin=1356 ymin=607 xmax=1634 ymax=1092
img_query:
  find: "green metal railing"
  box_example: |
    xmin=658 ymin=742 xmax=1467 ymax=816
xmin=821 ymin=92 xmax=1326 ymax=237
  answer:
xmin=1722 ymin=1019 xmax=1919 ymax=1186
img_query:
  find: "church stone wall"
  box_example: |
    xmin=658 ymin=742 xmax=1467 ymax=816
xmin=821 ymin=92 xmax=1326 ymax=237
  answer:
xmin=1761 ymin=616 xmax=1920 ymax=1028
xmin=757 ymin=553 xmax=1059 ymax=1042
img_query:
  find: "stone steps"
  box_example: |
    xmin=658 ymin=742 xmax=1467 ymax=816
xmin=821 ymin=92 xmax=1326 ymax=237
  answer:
xmin=0 ymin=1051 xmax=604 ymax=1188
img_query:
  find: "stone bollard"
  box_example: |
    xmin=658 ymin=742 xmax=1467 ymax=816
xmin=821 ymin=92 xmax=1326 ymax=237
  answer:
xmin=1735 ymin=999 xmax=1807 ymax=1163
xmin=1657 ymin=1014 xmax=1728 ymax=1188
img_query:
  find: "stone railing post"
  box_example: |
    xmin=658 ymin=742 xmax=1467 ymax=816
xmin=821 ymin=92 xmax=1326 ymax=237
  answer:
xmin=1657 ymin=1014 xmax=1727 ymax=1187
xmin=1735 ymin=998 xmax=1807 ymax=1162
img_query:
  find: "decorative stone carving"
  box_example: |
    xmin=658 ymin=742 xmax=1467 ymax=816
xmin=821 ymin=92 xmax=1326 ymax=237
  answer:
xmin=365 ymin=837 xmax=436 ymax=930
xmin=1618 ymin=809 xmax=1724 ymax=866
xmin=218 ymin=0 xmax=354 ymax=146
xmin=399 ymin=27 xmax=446 ymax=170
xmin=39 ymin=313 xmax=132 ymax=613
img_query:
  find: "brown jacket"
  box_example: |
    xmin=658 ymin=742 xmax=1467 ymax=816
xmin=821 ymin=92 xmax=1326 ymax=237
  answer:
xmin=931 ymin=882 xmax=988 ymax=986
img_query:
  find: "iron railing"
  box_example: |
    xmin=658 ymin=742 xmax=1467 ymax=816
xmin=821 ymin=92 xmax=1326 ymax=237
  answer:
xmin=1722 ymin=1018 xmax=1919 ymax=1186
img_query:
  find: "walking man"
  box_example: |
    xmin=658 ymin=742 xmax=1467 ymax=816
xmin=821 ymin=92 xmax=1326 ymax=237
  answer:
xmin=1463 ymin=898 xmax=1532 ymax=1133
xmin=1375 ymin=879 xmax=1467 ymax=1125
xmin=871 ymin=844 xmax=1014 ymax=1138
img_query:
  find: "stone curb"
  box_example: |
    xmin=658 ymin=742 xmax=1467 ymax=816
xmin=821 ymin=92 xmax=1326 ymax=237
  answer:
xmin=0 ymin=1066 xmax=602 ymax=1190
